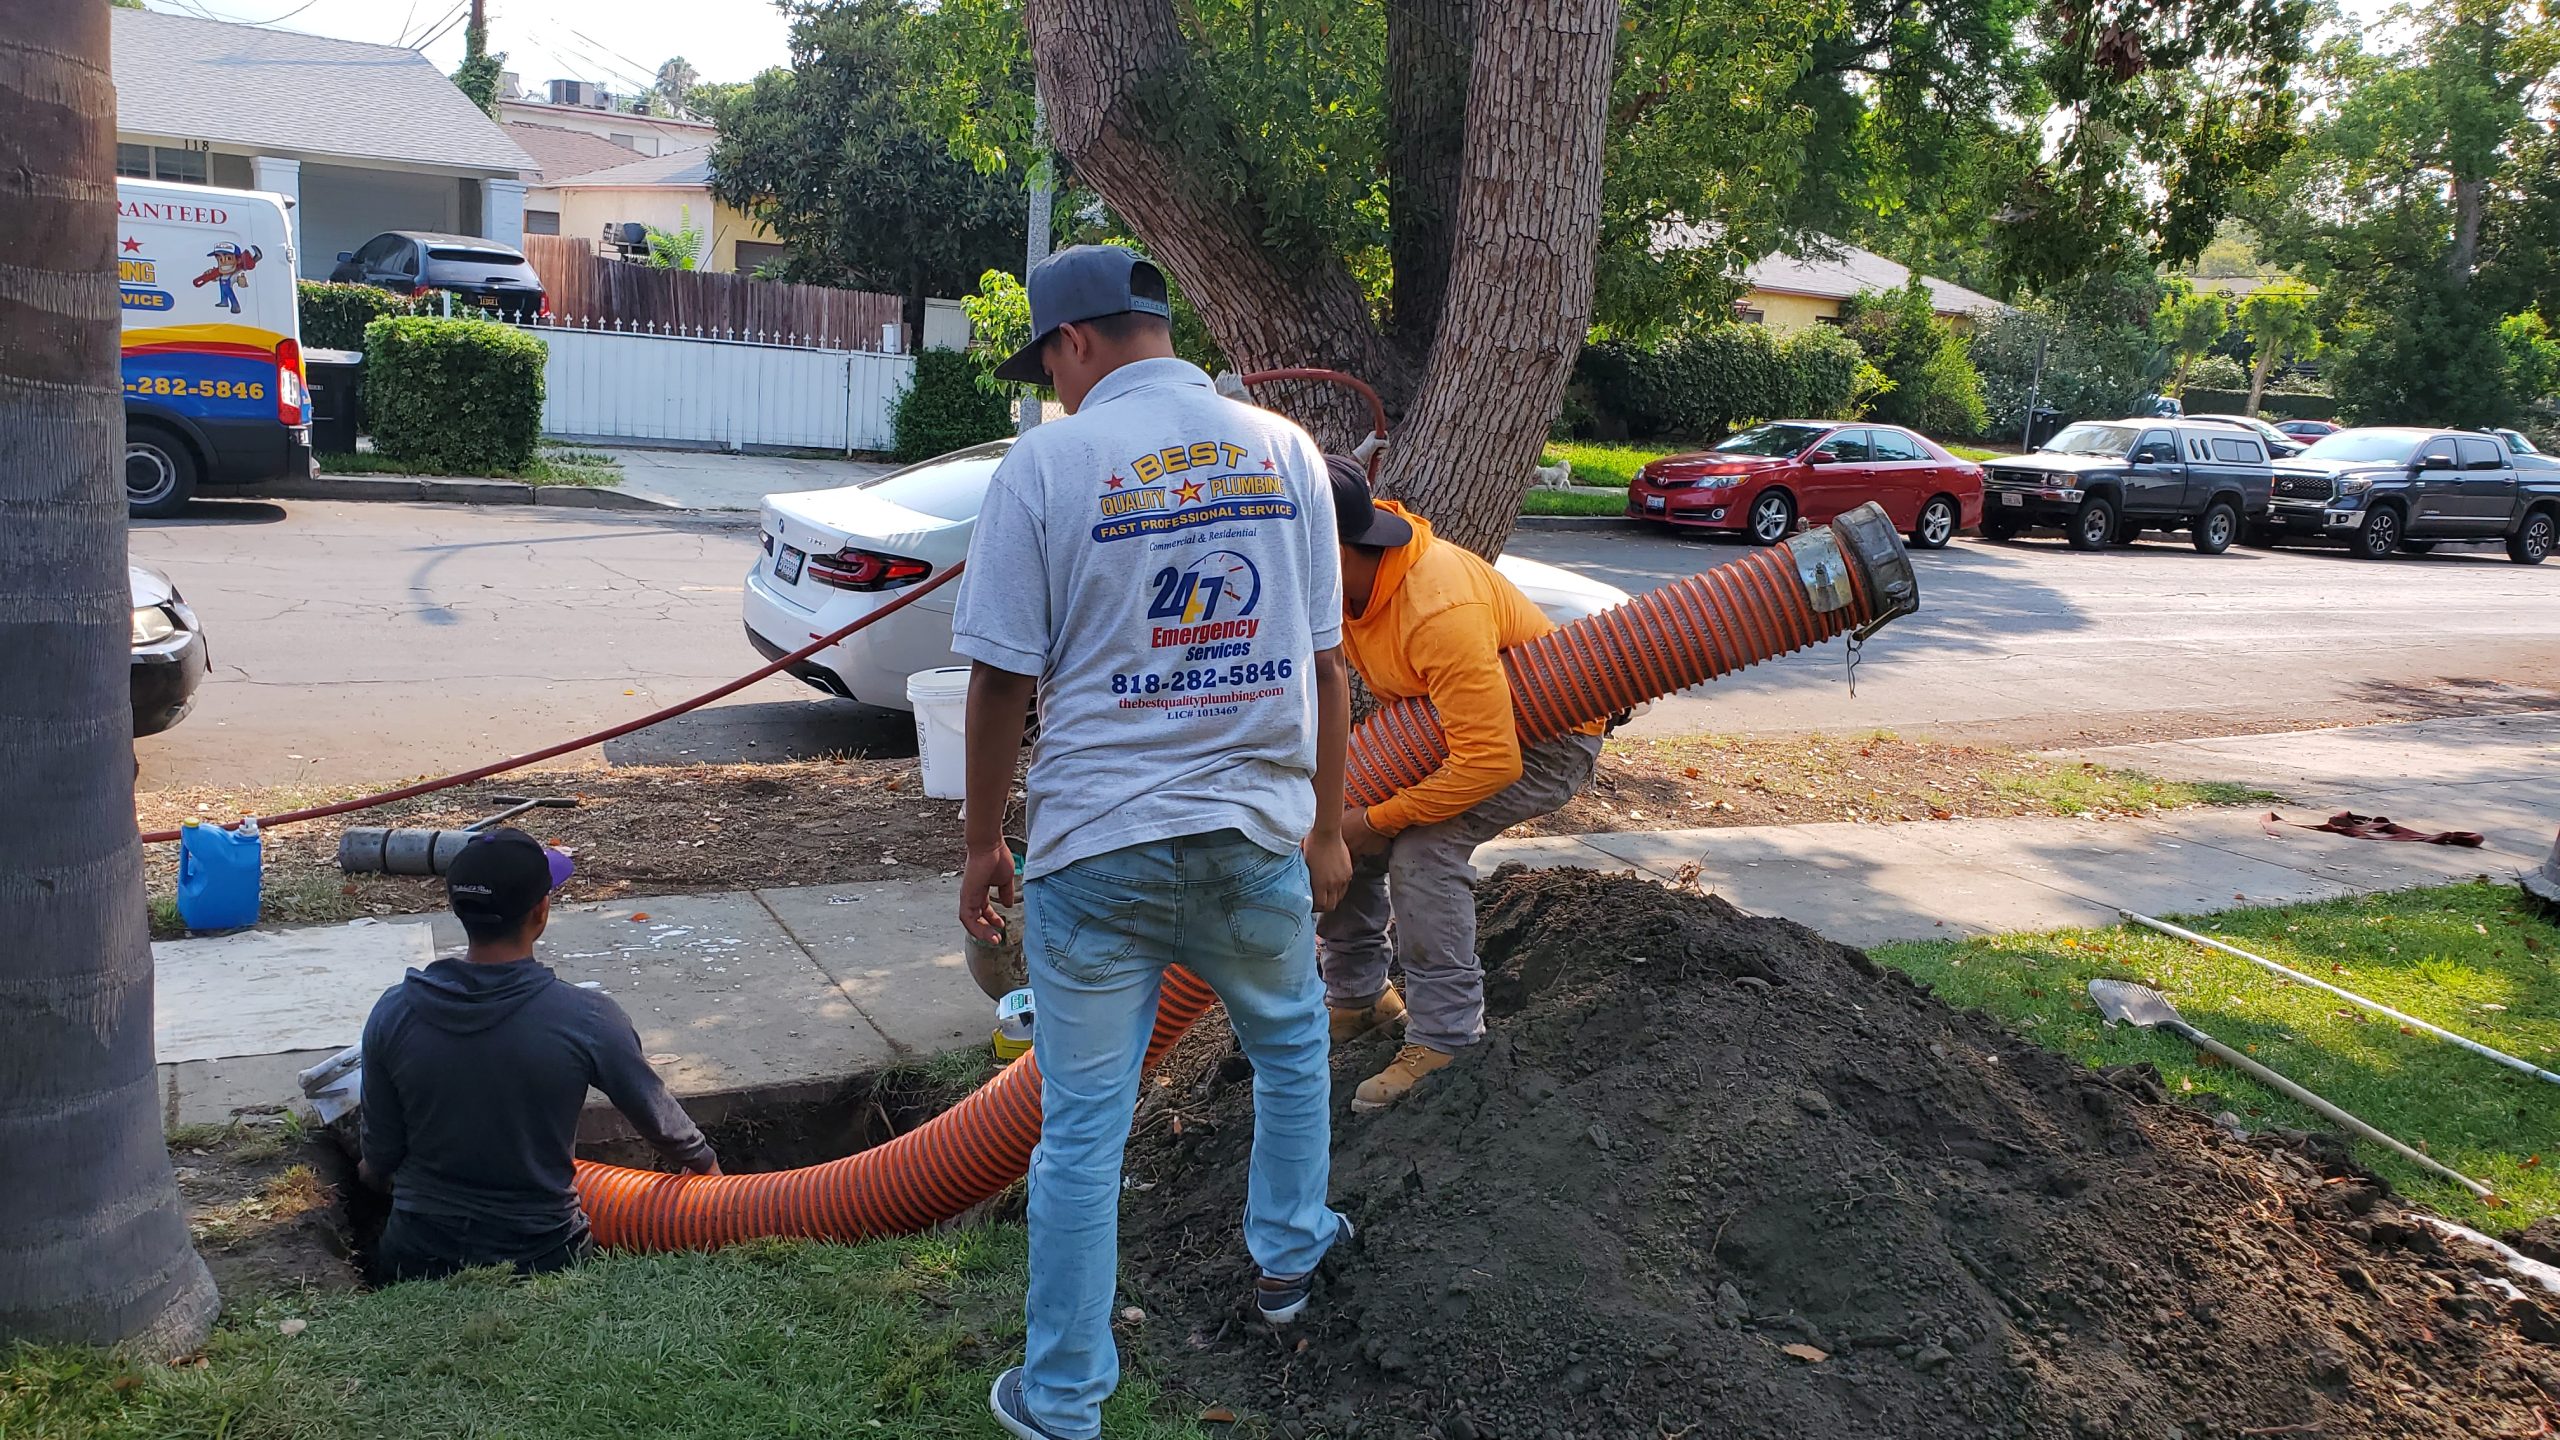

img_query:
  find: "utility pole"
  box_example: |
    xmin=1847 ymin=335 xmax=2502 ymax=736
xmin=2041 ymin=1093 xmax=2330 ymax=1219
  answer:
xmin=1019 ymin=92 xmax=1051 ymax=434
xmin=2019 ymin=333 xmax=2050 ymax=451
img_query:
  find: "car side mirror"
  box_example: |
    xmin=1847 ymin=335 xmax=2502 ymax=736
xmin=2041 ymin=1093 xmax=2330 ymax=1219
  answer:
xmin=336 ymin=251 xmax=353 ymax=263
xmin=2418 ymin=454 xmax=2454 ymax=471
xmin=1802 ymin=451 xmax=1831 ymax=465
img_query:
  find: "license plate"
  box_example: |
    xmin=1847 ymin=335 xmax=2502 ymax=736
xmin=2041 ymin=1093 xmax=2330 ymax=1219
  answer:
xmin=1644 ymin=495 xmax=1666 ymax=512
xmin=2001 ymin=492 xmax=2024 ymax=507
xmin=775 ymin=544 xmax=805 ymax=583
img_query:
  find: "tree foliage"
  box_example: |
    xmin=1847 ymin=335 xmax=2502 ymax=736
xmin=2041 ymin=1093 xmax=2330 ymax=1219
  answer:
xmin=1840 ymin=282 xmax=1990 ymax=438
xmin=2235 ymin=280 xmax=2318 ymax=412
xmin=450 ymin=17 xmax=505 ymax=117
xmin=2154 ymin=284 xmax=2232 ymax=396
xmin=653 ymin=57 xmax=701 ymax=117
xmin=708 ymin=0 xmax=1024 ymax=339
xmin=645 ymin=206 xmax=707 ymax=271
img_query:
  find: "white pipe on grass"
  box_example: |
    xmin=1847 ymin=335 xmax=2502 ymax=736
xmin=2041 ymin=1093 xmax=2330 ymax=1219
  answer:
xmin=2119 ymin=908 xmax=2560 ymax=1089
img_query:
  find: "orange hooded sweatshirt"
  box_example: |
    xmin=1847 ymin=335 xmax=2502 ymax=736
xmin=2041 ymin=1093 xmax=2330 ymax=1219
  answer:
xmin=1343 ymin=502 xmax=1604 ymax=835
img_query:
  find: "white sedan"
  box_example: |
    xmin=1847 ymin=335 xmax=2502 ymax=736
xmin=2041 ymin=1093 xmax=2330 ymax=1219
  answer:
xmin=742 ymin=439 xmax=1636 ymax=711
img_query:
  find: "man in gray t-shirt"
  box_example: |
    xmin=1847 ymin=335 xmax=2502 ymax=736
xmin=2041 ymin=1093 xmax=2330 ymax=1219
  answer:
xmin=953 ymin=247 xmax=1355 ymax=1440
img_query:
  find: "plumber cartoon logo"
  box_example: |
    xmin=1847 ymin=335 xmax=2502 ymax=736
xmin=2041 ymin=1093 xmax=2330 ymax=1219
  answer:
xmin=192 ymin=242 xmax=262 ymax=314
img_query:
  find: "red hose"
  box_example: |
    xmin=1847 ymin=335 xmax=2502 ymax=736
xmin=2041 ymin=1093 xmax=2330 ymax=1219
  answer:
xmin=574 ymin=507 xmax=1920 ymax=1250
xmin=139 ymin=561 xmax=966 ymax=845
xmin=1237 ymin=367 xmax=1388 ymax=480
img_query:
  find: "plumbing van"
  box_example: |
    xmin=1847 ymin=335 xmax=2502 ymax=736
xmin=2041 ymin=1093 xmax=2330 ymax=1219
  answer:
xmin=118 ymin=177 xmax=311 ymax=517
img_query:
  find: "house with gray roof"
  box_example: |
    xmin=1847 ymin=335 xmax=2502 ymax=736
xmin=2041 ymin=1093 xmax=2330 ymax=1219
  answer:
xmin=112 ymin=8 xmax=537 ymax=277
xmin=1654 ymin=222 xmax=2007 ymax=333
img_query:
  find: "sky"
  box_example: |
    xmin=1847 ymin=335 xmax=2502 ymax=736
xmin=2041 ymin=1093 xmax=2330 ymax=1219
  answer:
xmin=139 ymin=0 xmax=794 ymax=99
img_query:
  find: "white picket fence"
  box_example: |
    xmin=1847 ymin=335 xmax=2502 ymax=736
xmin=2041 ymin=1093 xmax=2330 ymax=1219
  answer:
xmin=515 ymin=317 xmax=915 ymax=453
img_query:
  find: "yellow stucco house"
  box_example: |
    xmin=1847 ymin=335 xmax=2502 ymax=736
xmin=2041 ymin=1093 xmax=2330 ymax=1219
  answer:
xmin=515 ymin=137 xmax=785 ymax=275
xmin=1728 ymin=236 xmax=2005 ymax=334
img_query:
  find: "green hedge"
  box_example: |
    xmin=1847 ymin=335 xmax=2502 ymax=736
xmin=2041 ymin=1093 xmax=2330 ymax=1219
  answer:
xmin=360 ymin=316 xmax=547 ymax=473
xmin=893 ymin=349 xmax=1014 ymax=462
xmin=1572 ymin=323 xmax=1868 ymax=442
xmin=298 ymin=280 xmax=428 ymax=351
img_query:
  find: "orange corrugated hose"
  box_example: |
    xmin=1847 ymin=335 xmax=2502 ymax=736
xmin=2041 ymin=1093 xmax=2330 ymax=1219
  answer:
xmin=574 ymin=506 xmax=1920 ymax=1250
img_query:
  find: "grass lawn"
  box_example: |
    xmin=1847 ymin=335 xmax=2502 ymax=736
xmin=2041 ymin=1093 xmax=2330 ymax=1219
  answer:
xmin=1944 ymin=442 xmax=2025 ymax=462
xmin=0 ymin=1229 xmax=1218 ymax=1440
xmin=1519 ymin=487 xmax=1630 ymax=517
xmin=321 ymin=445 xmax=622 ymax=487
xmin=1873 ymin=882 xmax=2560 ymax=1232
xmin=1537 ymin=440 xmax=1670 ymax=488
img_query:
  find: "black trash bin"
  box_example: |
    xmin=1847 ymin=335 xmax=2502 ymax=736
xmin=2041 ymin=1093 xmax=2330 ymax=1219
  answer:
xmin=303 ymin=348 xmax=364 ymax=455
xmin=2025 ymin=406 xmax=2067 ymax=449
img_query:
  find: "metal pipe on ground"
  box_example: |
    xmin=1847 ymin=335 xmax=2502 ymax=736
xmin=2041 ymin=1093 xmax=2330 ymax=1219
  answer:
xmin=2119 ymin=909 xmax=2560 ymax=1089
xmin=572 ymin=502 xmax=1923 ymax=1252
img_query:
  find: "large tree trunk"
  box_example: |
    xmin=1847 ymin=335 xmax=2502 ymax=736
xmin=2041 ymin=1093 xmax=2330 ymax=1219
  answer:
xmin=0 ymin=0 xmax=221 ymax=1357
xmin=2446 ymin=174 xmax=2486 ymax=281
xmin=2246 ymin=350 xmax=2276 ymax=415
xmin=1028 ymin=0 xmax=1618 ymax=557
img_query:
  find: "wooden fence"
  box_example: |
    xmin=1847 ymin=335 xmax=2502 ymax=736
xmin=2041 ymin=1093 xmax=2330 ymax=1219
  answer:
xmin=521 ymin=235 xmax=905 ymax=350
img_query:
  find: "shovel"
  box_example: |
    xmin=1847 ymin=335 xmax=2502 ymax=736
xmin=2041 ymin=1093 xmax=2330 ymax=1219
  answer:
xmin=2086 ymin=978 xmax=2496 ymax=1203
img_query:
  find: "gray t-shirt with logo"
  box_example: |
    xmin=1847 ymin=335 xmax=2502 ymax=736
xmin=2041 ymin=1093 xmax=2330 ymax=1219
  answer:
xmin=952 ymin=357 xmax=1341 ymax=880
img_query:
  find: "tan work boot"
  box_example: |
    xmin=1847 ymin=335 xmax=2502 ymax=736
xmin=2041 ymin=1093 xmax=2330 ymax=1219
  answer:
xmin=1353 ymin=1043 xmax=1454 ymax=1112
xmin=1329 ymin=986 xmax=1406 ymax=1044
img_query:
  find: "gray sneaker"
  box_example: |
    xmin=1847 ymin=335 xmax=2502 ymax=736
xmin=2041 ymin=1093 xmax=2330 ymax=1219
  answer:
xmin=989 ymin=1366 xmax=1076 ymax=1440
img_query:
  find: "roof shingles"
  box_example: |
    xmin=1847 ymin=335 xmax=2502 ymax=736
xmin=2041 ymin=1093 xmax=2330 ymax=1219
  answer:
xmin=112 ymin=9 xmax=533 ymax=176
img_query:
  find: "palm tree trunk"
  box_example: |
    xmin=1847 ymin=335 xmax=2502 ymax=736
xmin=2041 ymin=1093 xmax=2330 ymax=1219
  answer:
xmin=0 ymin=0 xmax=220 ymax=1356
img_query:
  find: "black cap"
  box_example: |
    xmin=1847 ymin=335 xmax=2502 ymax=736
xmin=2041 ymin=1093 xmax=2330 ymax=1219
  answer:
xmin=1326 ymin=454 xmax=1415 ymax=548
xmin=992 ymin=245 xmax=1174 ymax=386
xmin=446 ymin=827 xmax=575 ymax=931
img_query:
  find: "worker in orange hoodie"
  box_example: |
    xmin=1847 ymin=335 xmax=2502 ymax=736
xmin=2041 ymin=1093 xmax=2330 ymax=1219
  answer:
xmin=1319 ymin=455 xmax=1605 ymax=1109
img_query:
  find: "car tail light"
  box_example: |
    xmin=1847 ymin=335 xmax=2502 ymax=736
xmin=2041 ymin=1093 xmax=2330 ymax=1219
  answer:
xmin=274 ymin=338 xmax=306 ymax=425
xmin=761 ymin=530 xmax=775 ymax=555
xmin=806 ymin=547 xmax=931 ymax=591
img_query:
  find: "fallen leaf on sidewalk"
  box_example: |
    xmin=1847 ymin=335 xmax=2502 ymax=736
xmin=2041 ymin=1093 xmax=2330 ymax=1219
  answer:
xmin=1781 ymin=1343 xmax=1828 ymax=1363
xmin=629 ymin=912 xmax=651 ymax=922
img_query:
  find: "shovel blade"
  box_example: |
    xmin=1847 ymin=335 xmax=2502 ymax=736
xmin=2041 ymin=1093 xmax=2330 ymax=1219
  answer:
xmin=2087 ymin=977 xmax=2184 ymax=1030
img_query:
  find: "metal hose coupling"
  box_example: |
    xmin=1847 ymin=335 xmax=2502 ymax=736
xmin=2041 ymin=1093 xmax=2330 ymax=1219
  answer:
xmin=1818 ymin=501 xmax=1922 ymax=642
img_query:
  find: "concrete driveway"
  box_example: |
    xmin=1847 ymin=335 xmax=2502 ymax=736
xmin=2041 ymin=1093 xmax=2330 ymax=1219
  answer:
xmin=128 ymin=499 xmax=2560 ymax=790
xmin=598 ymin=447 xmax=895 ymax=511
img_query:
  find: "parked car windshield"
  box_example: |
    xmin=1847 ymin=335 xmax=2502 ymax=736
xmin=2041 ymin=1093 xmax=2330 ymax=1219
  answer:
xmin=850 ymin=442 xmax=1010 ymax=522
xmin=2043 ymin=423 xmax=2140 ymax=457
xmin=1711 ymin=423 xmax=1830 ymax=457
xmin=2300 ymin=432 xmax=2420 ymax=464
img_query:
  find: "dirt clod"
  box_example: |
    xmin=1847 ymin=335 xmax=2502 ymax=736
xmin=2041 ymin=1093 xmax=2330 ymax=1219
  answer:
xmin=1120 ymin=868 xmax=2560 ymax=1439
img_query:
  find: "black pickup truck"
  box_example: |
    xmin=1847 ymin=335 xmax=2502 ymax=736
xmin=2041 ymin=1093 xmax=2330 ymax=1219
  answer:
xmin=2263 ymin=427 xmax=2559 ymax=564
xmin=1979 ymin=419 xmax=2275 ymax=553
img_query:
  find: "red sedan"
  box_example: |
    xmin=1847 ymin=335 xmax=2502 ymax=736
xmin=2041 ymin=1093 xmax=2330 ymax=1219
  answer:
xmin=1626 ymin=421 xmax=1985 ymax=548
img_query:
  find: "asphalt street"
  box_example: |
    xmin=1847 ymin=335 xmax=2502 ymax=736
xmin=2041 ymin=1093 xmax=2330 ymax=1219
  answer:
xmin=131 ymin=498 xmax=2560 ymax=790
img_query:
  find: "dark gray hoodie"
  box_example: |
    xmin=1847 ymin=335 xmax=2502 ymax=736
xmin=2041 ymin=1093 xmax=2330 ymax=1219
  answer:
xmin=360 ymin=956 xmax=713 ymax=1232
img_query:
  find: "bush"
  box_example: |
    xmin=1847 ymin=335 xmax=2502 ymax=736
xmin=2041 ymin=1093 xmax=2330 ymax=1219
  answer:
xmin=1573 ymin=323 xmax=1867 ymax=442
xmin=1840 ymin=283 xmax=1990 ymax=439
xmin=893 ymin=348 xmax=1014 ymax=461
xmin=298 ymin=281 xmax=427 ymax=350
xmin=2182 ymin=353 xmax=2250 ymax=393
xmin=360 ymin=316 xmax=547 ymax=473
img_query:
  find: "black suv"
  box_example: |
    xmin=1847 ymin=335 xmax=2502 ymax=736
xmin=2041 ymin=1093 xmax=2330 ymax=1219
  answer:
xmin=329 ymin=232 xmax=548 ymax=319
xmin=2264 ymin=427 xmax=2558 ymax=564
xmin=1979 ymin=419 xmax=2274 ymax=553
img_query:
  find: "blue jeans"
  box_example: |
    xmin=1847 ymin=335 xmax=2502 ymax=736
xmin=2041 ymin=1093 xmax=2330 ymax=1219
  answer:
xmin=1018 ymin=829 xmax=1343 ymax=1440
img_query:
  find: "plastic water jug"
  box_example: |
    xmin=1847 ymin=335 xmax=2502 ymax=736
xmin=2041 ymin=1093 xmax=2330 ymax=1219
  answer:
xmin=176 ymin=817 xmax=262 ymax=930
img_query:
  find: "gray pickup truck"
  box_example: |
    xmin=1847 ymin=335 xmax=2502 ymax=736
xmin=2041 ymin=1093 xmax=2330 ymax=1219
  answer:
xmin=1979 ymin=419 xmax=2274 ymax=553
xmin=2263 ymin=427 xmax=2559 ymax=564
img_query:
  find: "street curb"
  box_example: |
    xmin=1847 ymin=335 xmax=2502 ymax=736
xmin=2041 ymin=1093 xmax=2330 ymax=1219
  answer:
xmin=257 ymin=474 xmax=679 ymax=512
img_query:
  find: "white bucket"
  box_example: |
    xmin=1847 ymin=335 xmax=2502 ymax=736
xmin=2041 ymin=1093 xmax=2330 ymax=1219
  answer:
xmin=906 ymin=666 xmax=973 ymax=800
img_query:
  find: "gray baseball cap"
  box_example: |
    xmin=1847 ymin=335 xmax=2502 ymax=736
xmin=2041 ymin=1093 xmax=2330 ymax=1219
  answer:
xmin=992 ymin=245 xmax=1173 ymax=385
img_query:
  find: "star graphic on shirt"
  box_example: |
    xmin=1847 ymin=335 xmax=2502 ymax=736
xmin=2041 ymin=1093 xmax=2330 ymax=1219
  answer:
xmin=1260 ymin=457 xmax=1275 ymax=471
xmin=1106 ymin=473 xmax=1125 ymax=490
xmin=1172 ymin=479 xmax=1205 ymax=506
xmin=121 ymin=236 xmax=143 ymax=253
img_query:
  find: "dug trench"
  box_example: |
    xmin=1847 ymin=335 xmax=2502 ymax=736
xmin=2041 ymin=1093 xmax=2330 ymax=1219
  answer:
xmin=1119 ymin=867 xmax=2560 ymax=1439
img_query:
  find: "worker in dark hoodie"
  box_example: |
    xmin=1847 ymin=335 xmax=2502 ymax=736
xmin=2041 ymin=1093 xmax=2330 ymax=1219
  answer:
xmin=358 ymin=828 xmax=718 ymax=1282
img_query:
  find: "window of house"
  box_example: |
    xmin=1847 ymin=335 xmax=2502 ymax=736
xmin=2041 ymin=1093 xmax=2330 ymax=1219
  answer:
xmin=151 ymin=147 xmax=207 ymax=184
xmin=1733 ymin=305 xmax=1766 ymax=325
xmin=732 ymin=240 xmax=789 ymax=273
xmin=1813 ymin=314 xmax=1844 ymax=327
xmin=524 ymin=210 xmax=561 ymax=236
xmin=118 ymin=144 xmax=209 ymax=183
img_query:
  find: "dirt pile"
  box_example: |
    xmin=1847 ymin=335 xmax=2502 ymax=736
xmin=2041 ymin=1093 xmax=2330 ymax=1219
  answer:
xmin=1119 ymin=868 xmax=2560 ymax=1440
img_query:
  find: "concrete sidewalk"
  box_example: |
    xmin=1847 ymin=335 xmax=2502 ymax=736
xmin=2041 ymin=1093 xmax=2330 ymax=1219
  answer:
xmin=157 ymin=712 xmax=2560 ymax=1133
xmin=596 ymin=447 xmax=895 ymax=511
